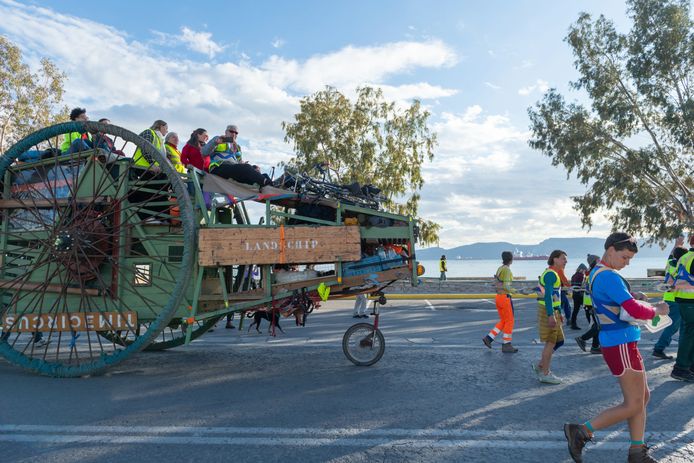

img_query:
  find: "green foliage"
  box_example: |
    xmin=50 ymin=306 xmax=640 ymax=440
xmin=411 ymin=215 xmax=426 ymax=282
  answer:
xmin=282 ymin=86 xmax=440 ymax=244
xmin=0 ymin=36 xmax=69 ymax=153
xmin=528 ymin=0 xmax=693 ymax=244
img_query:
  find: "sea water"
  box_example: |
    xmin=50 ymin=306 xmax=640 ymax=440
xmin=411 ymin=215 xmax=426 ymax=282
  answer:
xmin=418 ymin=256 xmax=668 ymax=279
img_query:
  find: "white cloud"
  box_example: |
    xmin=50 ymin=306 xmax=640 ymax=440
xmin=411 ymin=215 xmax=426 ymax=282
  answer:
xmin=0 ymin=1 xmax=458 ymax=167
xmin=0 ymin=1 xmax=606 ymax=247
xmin=484 ymin=82 xmax=501 ymax=90
xmin=518 ymin=79 xmax=549 ymax=96
xmin=271 ymin=38 xmax=285 ymax=49
xmin=180 ymin=27 xmax=224 ymax=58
xmin=376 ymin=82 xmax=458 ymax=102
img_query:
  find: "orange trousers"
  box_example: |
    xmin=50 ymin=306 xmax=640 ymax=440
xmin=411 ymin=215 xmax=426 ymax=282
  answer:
xmin=493 ymin=294 xmax=515 ymax=340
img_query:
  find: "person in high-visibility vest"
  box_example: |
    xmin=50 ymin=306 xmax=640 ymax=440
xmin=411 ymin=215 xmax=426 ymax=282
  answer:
xmin=483 ymin=251 xmax=517 ymax=352
xmin=575 ymin=254 xmax=602 ymax=354
xmin=671 ymin=235 xmax=694 ymax=382
xmin=439 ymin=255 xmax=447 ymax=282
xmin=532 ymin=249 xmax=568 ymax=384
xmin=202 ymin=124 xmax=271 ymax=186
xmin=564 ymin=233 xmax=669 ymax=463
xmin=652 ymin=246 xmax=688 ymax=360
xmin=133 ymin=120 xmax=168 ymax=169
xmin=60 ymin=107 xmax=93 ymax=153
xmin=164 ymin=132 xmax=186 ymax=174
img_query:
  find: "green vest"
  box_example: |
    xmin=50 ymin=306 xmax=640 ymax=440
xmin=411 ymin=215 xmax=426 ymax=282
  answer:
xmin=133 ymin=129 xmax=162 ymax=167
xmin=538 ymin=269 xmax=561 ymax=308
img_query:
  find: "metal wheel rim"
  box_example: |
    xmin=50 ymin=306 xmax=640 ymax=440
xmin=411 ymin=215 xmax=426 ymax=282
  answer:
xmin=0 ymin=121 xmax=196 ymax=377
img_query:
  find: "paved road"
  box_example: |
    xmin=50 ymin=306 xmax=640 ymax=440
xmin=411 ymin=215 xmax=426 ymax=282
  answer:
xmin=1 ymin=298 xmax=692 ymax=462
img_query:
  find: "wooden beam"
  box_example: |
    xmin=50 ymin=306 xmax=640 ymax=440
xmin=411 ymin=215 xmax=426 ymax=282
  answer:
xmin=0 ymin=279 xmax=99 ymax=296
xmin=198 ymin=225 xmax=361 ymax=266
xmin=0 ymin=197 xmax=110 ymax=209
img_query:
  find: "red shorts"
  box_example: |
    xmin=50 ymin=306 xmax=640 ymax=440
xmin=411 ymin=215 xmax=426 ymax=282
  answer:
xmin=601 ymin=341 xmax=644 ymax=376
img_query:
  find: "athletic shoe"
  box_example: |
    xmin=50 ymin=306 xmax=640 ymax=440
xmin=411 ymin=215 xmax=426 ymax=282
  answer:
xmin=352 ymin=315 xmax=361 ymax=318
xmin=482 ymin=335 xmax=493 ymax=349
xmin=590 ymin=347 xmax=602 ymax=355
xmin=670 ymin=368 xmax=694 ymax=382
xmin=501 ymin=343 xmax=518 ymax=353
xmin=531 ymin=362 xmax=541 ymax=377
xmin=570 ymin=324 xmax=581 ymax=330
xmin=564 ymin=423 xmax=592 ymax=462
xmin=575 ymin=336 xmax=587 ymax=352
xmin=360 ymin=314 xmax=369 ymax=319
xmin=539 ymin=371 xmax=562 ymax=384
xmin=627 ymin=444 xmax=658 ymax=462
xmin=652 ymin=349 xmax=674 ymax=360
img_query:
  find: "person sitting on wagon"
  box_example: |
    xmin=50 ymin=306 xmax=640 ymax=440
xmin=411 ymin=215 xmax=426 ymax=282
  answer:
xmin=202 ymin=124 xmax=271 ymax=187
xmin=181 ymin=128 xmax=209 ymax=171
xmin=92 ymin=118 xmax=125 ymax=156
xmin=133 ymin=120 xmax=168 ymax=171
xmin=164 ymin=132 xmax=186 ymax=174
xmin=60 ymin=107 xmax=93 ymax=153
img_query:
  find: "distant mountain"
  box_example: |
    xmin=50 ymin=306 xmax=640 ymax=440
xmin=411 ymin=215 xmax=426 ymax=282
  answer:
xmin=416 ymin=238 xmax=669 ymax=260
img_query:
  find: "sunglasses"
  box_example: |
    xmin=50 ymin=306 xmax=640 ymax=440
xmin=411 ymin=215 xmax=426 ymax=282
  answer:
xmin=615 ymin=237 xmax=637 ymax=244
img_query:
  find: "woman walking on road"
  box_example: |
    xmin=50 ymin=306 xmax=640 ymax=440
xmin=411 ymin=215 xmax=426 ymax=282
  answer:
xmin=483 ymin=251 xmax=517 ymax=352
xmin=564 ymin=233 xmax=670 ymax=463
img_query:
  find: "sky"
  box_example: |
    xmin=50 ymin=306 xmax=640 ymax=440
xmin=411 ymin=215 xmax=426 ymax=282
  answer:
xmin=0 ymin=0 xmax=638 ymax=247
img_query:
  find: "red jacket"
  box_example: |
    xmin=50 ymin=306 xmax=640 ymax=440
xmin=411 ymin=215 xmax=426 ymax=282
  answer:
xmin=181 ymin=143 xmax=209 ymax=171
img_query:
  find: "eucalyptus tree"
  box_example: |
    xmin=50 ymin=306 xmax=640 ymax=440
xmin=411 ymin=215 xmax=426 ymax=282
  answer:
xmin=528 ymin=0 xmax=692 ymax=243
xmin=283 ymin=86 xmax=440 ymax=244
xmin=0 ymin=36 xmax=68 ymax=154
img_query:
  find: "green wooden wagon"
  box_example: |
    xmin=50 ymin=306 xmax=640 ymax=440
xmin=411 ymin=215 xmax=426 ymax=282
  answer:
xmin=0 ymin=122 xmax=420 ymax=377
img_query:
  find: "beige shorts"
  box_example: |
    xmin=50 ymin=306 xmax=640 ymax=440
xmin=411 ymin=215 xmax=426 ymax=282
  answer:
xmin=537 ymin=305 xmax=564 ymax=343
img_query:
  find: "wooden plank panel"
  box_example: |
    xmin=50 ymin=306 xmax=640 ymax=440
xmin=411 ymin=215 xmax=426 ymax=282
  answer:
xmin=198 ymin=225 xmax=361 ymax=266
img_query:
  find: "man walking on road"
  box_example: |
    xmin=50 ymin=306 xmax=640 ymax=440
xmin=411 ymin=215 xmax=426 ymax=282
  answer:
xmin=532 ymin=250 xmax=568 ymax=384
xmin=670 ymin=236 xmax=694 ymax=382
xmin=483 ymin=251 xmax=518 ymax=352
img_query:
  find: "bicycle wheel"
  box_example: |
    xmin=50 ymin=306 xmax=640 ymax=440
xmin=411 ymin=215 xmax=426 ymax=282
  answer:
xmin=342 ymin=322 xmax=385 ymax=366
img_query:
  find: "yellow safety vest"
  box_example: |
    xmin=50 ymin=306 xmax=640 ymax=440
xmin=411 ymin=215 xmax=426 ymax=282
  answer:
xmin=674 ymin=251 xmax=694 ymax=302
xmin=538 ymin=268 xmax=561 ymax=309
xmin=582 ymin=272 xmax=593 ymax=307
xmin=495 ymin=265 xmax=513 ymax=295
xmin=60 ymin=131 xmax=92 ymax=152
xmin=133 ymin=129 xmax=162 ymax=167
xmin=165 ymin=144 xmax=186 ymax=174
xmin=439 ymin=259 xmax=447 ymax=272
xmin=663 ymin=257 xmax=679 ymax=302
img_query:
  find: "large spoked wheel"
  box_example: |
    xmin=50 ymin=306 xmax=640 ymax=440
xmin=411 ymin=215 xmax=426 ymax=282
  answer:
xmin=342 ymin=323 xmax=385 ymax=366
xmin=0 ymin=121 xmax=196 ymax=377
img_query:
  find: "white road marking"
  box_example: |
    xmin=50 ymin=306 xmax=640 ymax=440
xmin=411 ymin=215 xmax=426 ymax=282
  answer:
xmin=425 ymin=300 xmax=435 ymax=311
xmin=0 ymin=425 xmax=690 ymax=451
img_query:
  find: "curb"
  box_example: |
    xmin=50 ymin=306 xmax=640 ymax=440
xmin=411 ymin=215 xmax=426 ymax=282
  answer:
xmin=350 ymin=292 xmax=665 ymax=301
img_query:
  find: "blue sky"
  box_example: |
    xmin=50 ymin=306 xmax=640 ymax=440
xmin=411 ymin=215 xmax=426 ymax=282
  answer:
xmin=1 ymin=0 xmax=637 ymax=246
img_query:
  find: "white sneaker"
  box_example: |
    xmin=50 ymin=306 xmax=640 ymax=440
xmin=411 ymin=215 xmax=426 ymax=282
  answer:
xmin=539 ymin=371 xmax=562 ymax=384
xmin=531 ymin=362 xmax=541 ymax=377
